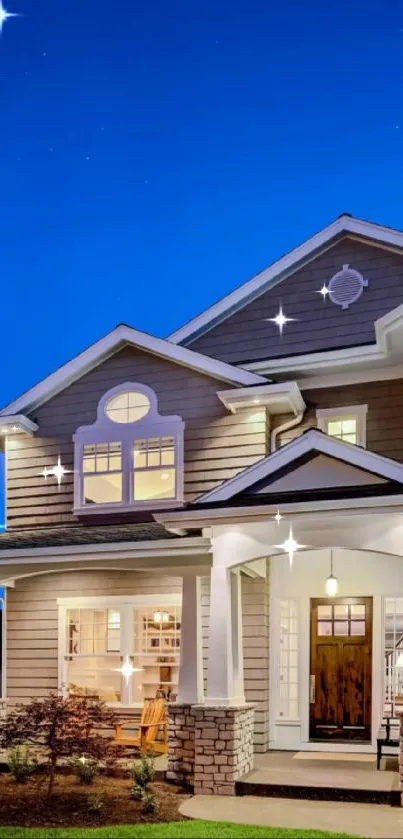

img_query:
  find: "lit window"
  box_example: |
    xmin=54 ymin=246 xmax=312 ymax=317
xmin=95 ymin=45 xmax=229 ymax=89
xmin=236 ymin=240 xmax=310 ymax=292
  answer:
xmin=61 ymin=599 xmax=181 ymax=705
xmin=83 ymin=442 xmax=122 ymax=504
xmin=383 ymin=598 xmax=403 ymax=716
xmin=133 ymin=437 xmax=176 ymax=501
xmin=316 ymin=405 xmax=367 ymax=447
xmin=73 ymin=383 xmax=184 ymax=514
xmin=278 ymin=599 xmax=299 ymax=720
xmin=105 ymin=390 xmax=150 ymax=424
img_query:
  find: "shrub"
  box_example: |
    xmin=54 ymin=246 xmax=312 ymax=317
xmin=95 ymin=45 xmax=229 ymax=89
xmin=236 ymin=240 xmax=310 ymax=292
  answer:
xmin=129 ymin=753 xmax=157 ymax=813
xmin=6 ymin=745 xmax=36 ymax=783
xmin=142 ymin=788 xmax=157 ymax=814
xmin=72 ymin=755 xmax=99 ymax=785
xmin=129 ymin=752 xmax=156 ymax=787
xmin=87 ymin=791 xmax=107 ymax=814
xmin=0 ymin=693 xmax=118 ymax=796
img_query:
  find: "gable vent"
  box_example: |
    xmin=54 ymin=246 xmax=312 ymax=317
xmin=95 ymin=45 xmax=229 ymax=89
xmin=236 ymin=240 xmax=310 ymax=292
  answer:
xmin=328 ymin=264 xmax=368 ymax=310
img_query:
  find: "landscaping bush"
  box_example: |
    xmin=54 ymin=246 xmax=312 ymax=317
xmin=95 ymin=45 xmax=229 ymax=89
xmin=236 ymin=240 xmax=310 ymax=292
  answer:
xmin=6 ymin=745 xmax=36 ymax=783
xmin=72 ymin=756 xmax=99 ymax=785
xmin=129 ymin=753 xmax=157 ymax=813
xmin=86 ymin=791 xmax=107 ymax=814
xmin=0 ymin=693 xmax=118 ymax=796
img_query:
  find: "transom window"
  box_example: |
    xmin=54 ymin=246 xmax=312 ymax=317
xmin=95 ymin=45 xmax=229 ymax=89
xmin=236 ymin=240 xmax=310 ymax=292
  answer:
xmin=316 ymin=405 xmax=367 ymax=447
xmin=73 ymin=383 xmax=184 ymax=514
xmin=60 ymin=597 xmax=182 ymax=705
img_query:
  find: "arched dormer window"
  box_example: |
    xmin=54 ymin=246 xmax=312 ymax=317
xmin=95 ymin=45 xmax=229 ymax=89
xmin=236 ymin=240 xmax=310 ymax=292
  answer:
xmin=73 ymin=383 xmax=184 ymax=514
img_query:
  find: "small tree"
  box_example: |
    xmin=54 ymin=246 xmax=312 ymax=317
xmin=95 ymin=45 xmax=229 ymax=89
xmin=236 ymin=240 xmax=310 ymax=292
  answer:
xmin=0 ymin=693 xmax=118 ymax=796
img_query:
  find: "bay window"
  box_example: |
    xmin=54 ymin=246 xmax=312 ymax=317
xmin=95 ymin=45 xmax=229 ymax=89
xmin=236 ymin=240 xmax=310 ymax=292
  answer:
xmin=59 ymin=596 xmax=182 ymax=706
xmin=73 ymin=383 xmax=184 ymax=514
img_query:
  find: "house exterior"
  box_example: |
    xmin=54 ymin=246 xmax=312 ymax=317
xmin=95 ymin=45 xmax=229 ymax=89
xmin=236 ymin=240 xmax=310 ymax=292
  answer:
xmin=3 ymin=213 xmax=403 ymax=793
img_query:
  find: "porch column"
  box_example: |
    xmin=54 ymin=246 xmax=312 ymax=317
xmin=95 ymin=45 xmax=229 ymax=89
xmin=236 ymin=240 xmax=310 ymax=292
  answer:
xmin=205 ymin=566 xmax=245 ymax=705
xmin=177 ymin=575 xmax=204 ymax=704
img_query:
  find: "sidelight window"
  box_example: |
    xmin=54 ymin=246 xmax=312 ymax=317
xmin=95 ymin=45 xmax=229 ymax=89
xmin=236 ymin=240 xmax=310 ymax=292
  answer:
xmin=278 ymin=599 xmax=299 ymax=720
xmin=383 ymin=598 xmax=403 ymax=716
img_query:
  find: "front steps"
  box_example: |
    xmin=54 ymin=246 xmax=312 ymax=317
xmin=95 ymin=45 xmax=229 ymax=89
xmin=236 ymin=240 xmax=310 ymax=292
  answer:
xmin=236 ymin=752 xmax=400 ymax=807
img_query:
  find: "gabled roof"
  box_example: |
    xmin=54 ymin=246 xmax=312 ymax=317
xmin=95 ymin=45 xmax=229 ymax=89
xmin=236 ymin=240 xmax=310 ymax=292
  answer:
xmin=0 ymin=324 xmax=266 ymax=417
xmin=168 ymin=214 xmax=403 ymax=346
xmin=198 ymin=429 xmax=403 ymax=504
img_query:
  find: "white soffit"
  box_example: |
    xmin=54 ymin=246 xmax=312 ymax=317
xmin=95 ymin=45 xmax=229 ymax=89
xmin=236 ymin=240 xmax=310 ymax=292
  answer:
xmin=0 ymin=324 xmax=267 ymax=417
xmin=197 ymin=428 xmax=403 ymax=504
xmin=217 ymin=381 xmax=305 ymax=415
xmin=168 ymin=214 xmax=403 ymax=345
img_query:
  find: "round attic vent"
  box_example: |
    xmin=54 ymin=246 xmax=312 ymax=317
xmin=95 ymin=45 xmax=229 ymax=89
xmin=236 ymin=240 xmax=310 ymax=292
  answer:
xmin=328 ymin=264 xmax=368 ymax=310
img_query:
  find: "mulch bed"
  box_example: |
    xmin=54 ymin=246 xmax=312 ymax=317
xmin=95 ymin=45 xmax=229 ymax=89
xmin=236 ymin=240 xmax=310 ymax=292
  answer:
xmin=0 ymin=773 xmax=188 ymax=827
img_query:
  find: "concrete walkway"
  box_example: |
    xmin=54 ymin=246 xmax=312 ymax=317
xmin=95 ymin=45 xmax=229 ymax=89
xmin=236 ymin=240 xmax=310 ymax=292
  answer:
xmin=180 ymin=794 xmax=403 ymax=838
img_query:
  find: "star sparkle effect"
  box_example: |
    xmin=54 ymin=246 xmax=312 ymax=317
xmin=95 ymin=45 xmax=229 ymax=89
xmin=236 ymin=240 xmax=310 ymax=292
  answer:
xmin=275 ymin=527 xmax=305 ymax=568
xmin=0 ymin=1 xmax=18 ymax=35
xmin=316 ymin=283 xmax=329 ymax=300
xmin=265 ymin=305 xmax=296 ymax=335
xmin=114 ymin=656 xmax=142 ymax=683
xmin=41 ymin=456 xmax=71 ymax=486
xmin=274 ymin=509 xmax=283 ymax=526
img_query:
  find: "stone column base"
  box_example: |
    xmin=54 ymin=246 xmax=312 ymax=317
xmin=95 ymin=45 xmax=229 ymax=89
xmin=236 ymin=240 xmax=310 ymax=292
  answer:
xmin=193 ymin=704 xmax=255 ymax=795
xmin=167 ymin=703 xmax=196 ymax=786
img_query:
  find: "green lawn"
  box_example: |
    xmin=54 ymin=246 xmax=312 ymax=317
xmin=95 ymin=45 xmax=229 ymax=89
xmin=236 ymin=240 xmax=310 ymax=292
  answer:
xmin=0 ymin=822 xmax=361 ymax=839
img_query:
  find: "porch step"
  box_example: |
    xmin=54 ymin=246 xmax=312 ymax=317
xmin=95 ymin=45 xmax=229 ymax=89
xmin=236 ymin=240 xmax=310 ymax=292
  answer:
xmin=236 ymin=778 xmax=400 ymax=806
xmin=236 ymin=752 xmax=400 ymax=807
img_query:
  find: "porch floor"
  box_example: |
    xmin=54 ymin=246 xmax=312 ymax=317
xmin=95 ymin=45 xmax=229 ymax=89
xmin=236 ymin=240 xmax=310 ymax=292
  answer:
xmin=236 ymin=751 xmax=400 ymax=805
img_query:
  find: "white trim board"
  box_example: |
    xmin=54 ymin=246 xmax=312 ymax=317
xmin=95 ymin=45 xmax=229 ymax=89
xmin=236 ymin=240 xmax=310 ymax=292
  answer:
xmin=168 ymin=214 xmax=403 ymax=345
xmin=0 ymin=325 xmax=266 ymax=417
xmin=197 ymin=429 xmax=403 ymax=503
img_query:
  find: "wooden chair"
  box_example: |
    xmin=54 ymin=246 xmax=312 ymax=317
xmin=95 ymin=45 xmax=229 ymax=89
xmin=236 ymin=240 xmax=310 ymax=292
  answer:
xmin=113 ymin=697 xmax=168 ymax=754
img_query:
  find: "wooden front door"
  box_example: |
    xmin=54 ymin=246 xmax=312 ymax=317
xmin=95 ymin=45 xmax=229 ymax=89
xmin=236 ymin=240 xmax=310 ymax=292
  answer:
xmin=310 ymin=597 xmax=372 ymax=742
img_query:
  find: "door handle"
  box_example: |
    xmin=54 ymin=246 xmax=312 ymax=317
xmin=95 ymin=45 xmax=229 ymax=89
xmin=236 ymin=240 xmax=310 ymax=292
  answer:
xmin=310 ymin=675 xmax=316 ymax=703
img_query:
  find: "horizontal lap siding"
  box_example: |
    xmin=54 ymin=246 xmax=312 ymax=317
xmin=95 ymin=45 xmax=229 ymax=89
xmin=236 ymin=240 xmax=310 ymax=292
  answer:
xmin=6 ymin=570 xmax=182 ymax=702
xmin=187 ymin=238 xmax=403 ymax=364
xmin=6 ymin=346 xmax=267 ymax=529
xmin=271 ymin=378 xmax=403 ymax=461
xmin=7 ymin=568 xmax=270 ymax=752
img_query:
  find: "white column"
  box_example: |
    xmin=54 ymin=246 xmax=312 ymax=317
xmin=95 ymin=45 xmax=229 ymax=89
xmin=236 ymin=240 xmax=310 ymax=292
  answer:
xmin=177 ymin=575 xmax=204 ymax=704
xmin=205 ymin=566 xmax=245 ymax=706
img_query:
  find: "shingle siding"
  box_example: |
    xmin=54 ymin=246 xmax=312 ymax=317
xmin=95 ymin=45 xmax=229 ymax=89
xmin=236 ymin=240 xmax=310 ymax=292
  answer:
xmin=187 ymin=237 xmax=403 ymax=363
xmin=6 ymin=568 xmax=270 ymax=751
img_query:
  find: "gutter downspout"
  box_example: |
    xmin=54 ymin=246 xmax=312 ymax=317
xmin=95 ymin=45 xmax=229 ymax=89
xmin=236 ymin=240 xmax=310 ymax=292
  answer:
xmin=270 ymin=410 xmax=305 ymax=453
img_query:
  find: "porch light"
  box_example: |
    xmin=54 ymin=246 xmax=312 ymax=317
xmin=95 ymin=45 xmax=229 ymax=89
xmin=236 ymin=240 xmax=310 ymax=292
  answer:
xmin=325 ymin=550 xmax=339 ymax=597
xmin=153 ymin=610 xmax=170 ymax=624
xmin=275 ymin=527 xmax=305 ymax=568
xmin=114 ymin=656 xmax=142 ymax=683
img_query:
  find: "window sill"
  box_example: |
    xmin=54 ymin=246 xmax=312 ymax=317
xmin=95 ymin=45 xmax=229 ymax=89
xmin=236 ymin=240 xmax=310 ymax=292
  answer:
xmin=74 ymin=499 xmax=184 ymax=516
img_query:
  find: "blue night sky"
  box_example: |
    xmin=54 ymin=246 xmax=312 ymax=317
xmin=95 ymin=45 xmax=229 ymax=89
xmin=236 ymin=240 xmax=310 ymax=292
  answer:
xmin=0 ymin=0 xmax=403 ymax=407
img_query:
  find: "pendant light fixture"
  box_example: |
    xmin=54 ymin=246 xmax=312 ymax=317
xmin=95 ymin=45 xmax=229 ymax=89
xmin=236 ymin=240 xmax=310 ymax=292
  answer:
xmin=325 ymin=549 xmax=338 ymax=596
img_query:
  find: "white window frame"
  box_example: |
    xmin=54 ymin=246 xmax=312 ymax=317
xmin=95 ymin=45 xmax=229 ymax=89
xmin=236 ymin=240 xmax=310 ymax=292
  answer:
xmin=58 ymin=594 xmax=182 ymax=707
xmin=316 ymin=404 xmax=368 ymax=448
xmin=73 ymin=382 xmax=184 ymax=515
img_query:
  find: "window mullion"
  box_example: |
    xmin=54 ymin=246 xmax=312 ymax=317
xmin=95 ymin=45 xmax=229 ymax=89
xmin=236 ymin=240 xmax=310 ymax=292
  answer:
xmin=122 ymin=439 xmax=132 ymax=504
xmin=120 ymin=605 xmax=132 ymax=704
